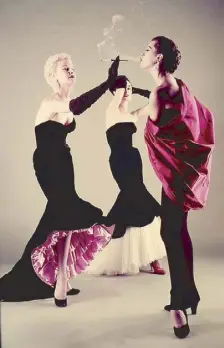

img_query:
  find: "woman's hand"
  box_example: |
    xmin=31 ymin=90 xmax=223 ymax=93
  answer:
xmin=68 ymin=56 xmax=120 ymax=116
xmin=107 ymin=56 xmax=120 ymax=85
xmin=109 ymin=75 xmax=128 ymax=94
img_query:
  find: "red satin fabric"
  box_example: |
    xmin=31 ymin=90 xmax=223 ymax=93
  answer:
xmin=144 ymin=79 xmax=215 ymax=211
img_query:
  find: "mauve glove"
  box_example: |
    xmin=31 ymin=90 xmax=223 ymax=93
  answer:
xmin=132 ymin=87 xmax=151 ymax=98
xmin=69 ymin=57 xmax=120 ymax=115
xmin=109 ymin=75 xmax=128 ymax=94
xmin=107 ymin=56 xmax=120 ymax=85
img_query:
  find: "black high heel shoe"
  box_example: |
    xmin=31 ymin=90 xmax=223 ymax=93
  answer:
xmin=53 ymin=281 xmax=80 ymax=297
xmin=67 ymin=288 xmax=80 ymax=296
xmin=54 ymin=297 xmax=67 ymax=307
xmin=173 ymin=309 xmax=190 ymax=339
xmin=164 ymin=300 xmax=199 ymax=315
xmin=54 ymin=282 xmax=68 ymax=307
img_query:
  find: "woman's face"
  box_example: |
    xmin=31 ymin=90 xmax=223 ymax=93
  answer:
xmin=140 ymin=40 xmax=160 ymax=70
xmin=122 ymin=80 xmax=132 ymax=102
xmin=54 ymin=58 xmax=76 ymax=88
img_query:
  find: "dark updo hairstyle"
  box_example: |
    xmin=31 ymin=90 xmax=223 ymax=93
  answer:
xmin=109 ymin=75 xmax=131 ymax=95
xmin=152 ymin=36 xmax=181 ymax=73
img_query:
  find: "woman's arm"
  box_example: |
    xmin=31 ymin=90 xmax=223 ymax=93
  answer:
xmin=132 ymin=87 xmax=151 ymax=99
xmin=69 ymin=57 xmax=120 ymax=115
xmin=108 ymin=88 xmax=125 ymax=108
xmin=131 ymin=86 xmax=181 ymax=125
xmin=131 ymin=88 xmax=162 ymax=122
xmin=39 ymin=80 xmax=119 ymax=116
xmin=69 ymin=80 xmax=110 ymax=115
xmin=34 ymin=97 xmax=71 ymax=125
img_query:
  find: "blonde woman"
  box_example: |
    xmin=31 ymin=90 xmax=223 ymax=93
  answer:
xmin=0 ymin=54 xmax=119 ymax=306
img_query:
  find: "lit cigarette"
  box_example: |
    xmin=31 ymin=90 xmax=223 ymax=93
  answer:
xmin=101 ymin=59 xmax=128 ymax=62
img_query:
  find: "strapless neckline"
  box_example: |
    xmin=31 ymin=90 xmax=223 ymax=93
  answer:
xmin=106 ymin=122 xmax=137 ymax=134
xmin=35 ymin=119 xmax=75 ymax=129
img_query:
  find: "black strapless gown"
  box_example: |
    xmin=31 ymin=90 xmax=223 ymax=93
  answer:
xmin=105 ymin=122 xmax=161 ymax=238
xmin=0 ymin=119 xmax=113 ymax=301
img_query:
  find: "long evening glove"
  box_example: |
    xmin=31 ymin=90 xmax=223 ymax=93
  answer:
xmin=109 ymin=75 xmax=128 ymax=94
xmin=132 ymin=87 xmax=151 ymax=99
xmin=69 ymin=56 xmax=120 ymax=115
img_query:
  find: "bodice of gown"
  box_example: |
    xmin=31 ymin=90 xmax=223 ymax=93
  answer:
xmin=106 ymin=122 xmax=144 ymax=189
xmin=34 ymin=119 xmax=76 ymax=150
xmin=106 ymin=122 xmax=136 ymax=152
xmin=33 ymin=119 xmax=76 ymax=201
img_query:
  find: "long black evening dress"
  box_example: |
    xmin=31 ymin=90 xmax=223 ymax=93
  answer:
xmin=106 ymin=122 xmax=161 ymax=237
xmin=0 ymin=80 xmax=115 ymax=302
xmin=87 ymin=121 xmax=166 ymax=275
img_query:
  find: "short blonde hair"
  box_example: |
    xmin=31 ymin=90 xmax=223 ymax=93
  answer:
xmin=44 ymin=53 xmax=73 ymax=90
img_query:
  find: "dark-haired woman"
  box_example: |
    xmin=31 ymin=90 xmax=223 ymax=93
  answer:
xmin=87 ymin=75 xmax=166 ymax=277
xmin=132 ymin=36 xmax=215 ymax=338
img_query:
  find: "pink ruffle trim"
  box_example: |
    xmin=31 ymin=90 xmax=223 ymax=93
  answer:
xmin=31 ymin=224 xmax=115 ymax=287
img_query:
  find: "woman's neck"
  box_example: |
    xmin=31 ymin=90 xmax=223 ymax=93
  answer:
xmin=149 ymin=68 xmax=176 ymax=87
xmin=57 ymin=84 xmax=72 ymax=99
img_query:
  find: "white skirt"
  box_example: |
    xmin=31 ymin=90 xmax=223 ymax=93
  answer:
xmin=87 ymin=217 xmax=166 ymax=275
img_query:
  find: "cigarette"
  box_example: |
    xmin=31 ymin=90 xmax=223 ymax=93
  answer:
xmin=101 ymin=59 xmax=128 ymax=62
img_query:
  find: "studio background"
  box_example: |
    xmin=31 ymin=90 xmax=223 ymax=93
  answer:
xmin=0 ymin=0 xmax=223 ymax=264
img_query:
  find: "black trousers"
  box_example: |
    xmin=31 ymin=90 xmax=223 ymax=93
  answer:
xmin=160 ymin=188 xmax=200 ymax=309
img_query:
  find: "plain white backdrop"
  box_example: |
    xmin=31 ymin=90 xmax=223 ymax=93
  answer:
xmin=0 ymin=0 xmax=223 ymax=264
xmin=1 ymin=1 xmax=223 ymax=347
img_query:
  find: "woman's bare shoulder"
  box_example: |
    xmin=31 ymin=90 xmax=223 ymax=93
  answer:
xmin=42 ymin=93 xmax=61 ymax=103
xmin=35 ymin=95 xmax=56 ymax=125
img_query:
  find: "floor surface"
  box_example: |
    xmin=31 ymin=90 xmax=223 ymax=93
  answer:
xmin=1 ymin=256 xmax=224 ymax=348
